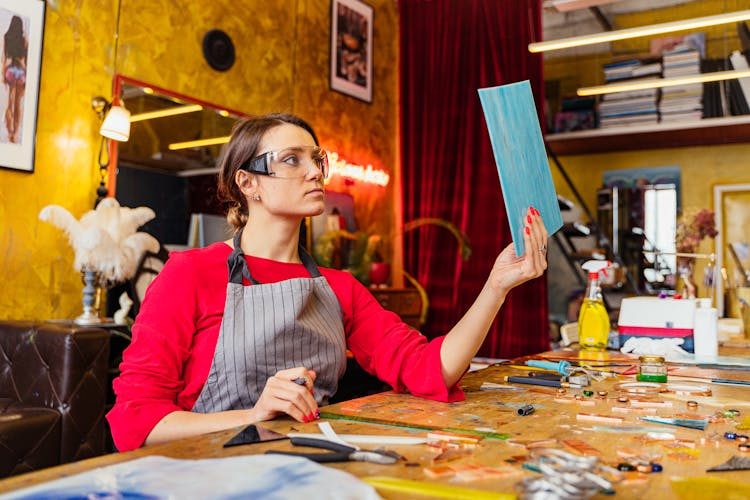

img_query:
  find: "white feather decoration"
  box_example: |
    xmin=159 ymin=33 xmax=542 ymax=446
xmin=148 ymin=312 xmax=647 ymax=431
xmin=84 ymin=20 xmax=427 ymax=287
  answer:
xmin=39 ymin=199 xmax=159 ymax=283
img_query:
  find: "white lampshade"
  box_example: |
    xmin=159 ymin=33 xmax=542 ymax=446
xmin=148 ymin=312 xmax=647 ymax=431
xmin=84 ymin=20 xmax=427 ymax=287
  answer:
xmin=100 ymin=104 xmax=131 ymax=141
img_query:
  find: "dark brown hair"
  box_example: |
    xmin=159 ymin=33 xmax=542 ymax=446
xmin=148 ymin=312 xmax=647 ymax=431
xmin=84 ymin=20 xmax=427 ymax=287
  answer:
xmin=4 ymin=16 xmax=26 ymax=60
xmin=217 ymin=113 xmax=319 ymax=230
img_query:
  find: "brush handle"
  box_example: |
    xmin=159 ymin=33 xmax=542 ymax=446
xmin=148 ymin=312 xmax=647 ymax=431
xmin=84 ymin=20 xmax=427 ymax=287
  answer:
xmin=526 ymin=360 xmax=571 ymax=375
xmin=505 ymin=376 xmax=561 ymax=388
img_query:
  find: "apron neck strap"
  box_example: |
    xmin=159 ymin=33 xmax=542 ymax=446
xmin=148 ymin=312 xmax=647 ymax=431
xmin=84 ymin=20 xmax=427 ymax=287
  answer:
xmin=299 ymin=245 xmax=322 ymax=278
xmin=228 ymin=230 xmax=255 ymax=285
xmin=228 ymin=227 xmax=321 ymax=285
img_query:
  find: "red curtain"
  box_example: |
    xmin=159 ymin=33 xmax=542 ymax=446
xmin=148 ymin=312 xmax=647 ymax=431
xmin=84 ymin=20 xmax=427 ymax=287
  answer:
xmin=399 ymin=0 xmax=550 ymax=358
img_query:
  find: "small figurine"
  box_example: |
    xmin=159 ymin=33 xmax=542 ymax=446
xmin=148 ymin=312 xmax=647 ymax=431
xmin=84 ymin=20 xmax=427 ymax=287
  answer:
xmin=114 ymin=291 xmax=134 ymax=324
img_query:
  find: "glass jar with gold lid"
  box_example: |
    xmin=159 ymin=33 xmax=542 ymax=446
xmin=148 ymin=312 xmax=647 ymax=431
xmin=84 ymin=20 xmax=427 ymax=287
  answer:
xmin=637 ymin=355 xmax=667 ymax=383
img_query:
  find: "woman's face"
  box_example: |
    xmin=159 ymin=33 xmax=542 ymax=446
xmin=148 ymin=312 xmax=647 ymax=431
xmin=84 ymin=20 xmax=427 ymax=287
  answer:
xmin=252 ymin=123 xmax=326 ymax=218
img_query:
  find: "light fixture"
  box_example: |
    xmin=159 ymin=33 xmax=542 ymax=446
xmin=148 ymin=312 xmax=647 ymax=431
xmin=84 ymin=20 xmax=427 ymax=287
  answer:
xmin=577 ymin=69 xmax=750 ymax=96
xmin=130 ymin=104 xmax=203 ymax=123
xmin=92 ymin=95 xmax=130 ymax=205
xmin=99 ymin=98 xmax=131 ymax=141
xmin=327 ymin=151 xmax=390 ymax=187
xmin=529 ymin=9 xmax=750 ymax=53
xmin=544 ymin=0 xmax=622 ymax=13
xmin=93 ymin=0 xmax=127 ymax=206
xmin=168 ymin=136 xmax=232 ymax=150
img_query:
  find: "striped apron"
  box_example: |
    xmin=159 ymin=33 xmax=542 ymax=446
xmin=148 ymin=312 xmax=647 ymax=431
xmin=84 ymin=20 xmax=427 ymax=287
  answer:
xmin=192 ymin=229 xmax=347 ymax=413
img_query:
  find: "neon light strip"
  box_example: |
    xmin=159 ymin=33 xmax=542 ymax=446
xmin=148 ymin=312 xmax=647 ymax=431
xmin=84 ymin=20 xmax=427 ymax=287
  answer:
xmin=168 ymin=136 xmax=232 ymax=150
xmin=327 ymin=151 xmax=390 ymax=187
xmin=577 ymin=69 xmax=750 ymax=96
xmin=130 ymin=104 xmax=204 ymax=122
xmin=529 ymin=10 xmax=750 ymax=53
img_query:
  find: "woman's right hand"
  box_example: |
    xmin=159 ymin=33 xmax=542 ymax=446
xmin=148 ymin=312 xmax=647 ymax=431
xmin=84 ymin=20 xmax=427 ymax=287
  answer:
xmin=486 ymin=207 xmax=548 ymax=299
xmin=251 ymin=367 xmax=318 ymax=423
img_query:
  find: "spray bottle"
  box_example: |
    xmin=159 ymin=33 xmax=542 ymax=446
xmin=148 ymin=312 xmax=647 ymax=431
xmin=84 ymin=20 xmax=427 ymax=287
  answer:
xmin=578 ymin=260 xmax=612 ymax=351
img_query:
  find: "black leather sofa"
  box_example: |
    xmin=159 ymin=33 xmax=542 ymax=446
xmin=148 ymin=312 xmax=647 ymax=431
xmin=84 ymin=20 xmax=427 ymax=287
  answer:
xmin=0 ymin=321 xmax=110 ymax=477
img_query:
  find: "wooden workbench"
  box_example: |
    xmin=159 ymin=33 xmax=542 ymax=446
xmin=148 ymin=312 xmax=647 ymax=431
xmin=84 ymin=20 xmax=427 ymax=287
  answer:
xmin=1 ymin=356 xmax=750 ymax=499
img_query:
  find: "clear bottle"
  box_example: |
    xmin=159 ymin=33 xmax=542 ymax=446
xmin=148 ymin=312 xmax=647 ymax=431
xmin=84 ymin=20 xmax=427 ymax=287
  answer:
xmin=578 ymin=260 xmax=611 ymax=351
xmin=693 ymin=298 xmax=718 ymax=360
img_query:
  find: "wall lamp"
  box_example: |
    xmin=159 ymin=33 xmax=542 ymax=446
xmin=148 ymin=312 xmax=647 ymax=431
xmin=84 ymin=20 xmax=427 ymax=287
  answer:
xmin=92 ymin=96 xmax=130 ymax=204
xmin=529 ymin=9 xmax=750 ymax=53
xmin=92 ymin=95 xmax=131 ymax=142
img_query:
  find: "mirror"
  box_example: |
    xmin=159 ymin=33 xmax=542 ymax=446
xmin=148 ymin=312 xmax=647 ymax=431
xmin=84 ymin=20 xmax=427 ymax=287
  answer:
xmin=116 ymin=77 xmax=242 ymax=175
xmin=111 ymin=75 xmax=245 ymax=249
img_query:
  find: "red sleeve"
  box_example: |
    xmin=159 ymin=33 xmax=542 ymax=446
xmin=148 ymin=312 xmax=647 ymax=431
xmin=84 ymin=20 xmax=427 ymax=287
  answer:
xmin=340 ymin=277 xmax=465 ymax=402
xmin=106 ymin=250 xmax=203 ymax=452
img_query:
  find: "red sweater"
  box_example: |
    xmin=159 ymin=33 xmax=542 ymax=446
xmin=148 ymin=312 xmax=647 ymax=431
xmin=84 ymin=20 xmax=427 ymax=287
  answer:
xmin=107 ymin=243 xmax=464 ymax=451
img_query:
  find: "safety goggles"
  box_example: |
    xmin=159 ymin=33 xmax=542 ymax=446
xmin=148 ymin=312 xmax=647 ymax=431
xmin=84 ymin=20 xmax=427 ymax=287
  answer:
xmin=241 ymin=145 xmax=329 ymax=179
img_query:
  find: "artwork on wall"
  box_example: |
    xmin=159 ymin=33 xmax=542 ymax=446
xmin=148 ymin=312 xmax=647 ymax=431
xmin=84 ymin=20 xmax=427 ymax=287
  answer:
xmin=713 ymin=183 xmax=750 ymax=318
xmin=330 ymin=0 xmax=373 ymax=103
xmin=0 ymin=0 xmax=44 ymax=172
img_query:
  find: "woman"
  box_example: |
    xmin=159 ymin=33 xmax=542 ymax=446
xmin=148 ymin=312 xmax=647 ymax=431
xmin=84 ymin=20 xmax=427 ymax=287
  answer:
xmin=2 ymin=15 xmax=27 ymax=144
xmin=107 ymin=113 xmax=548 ymax=451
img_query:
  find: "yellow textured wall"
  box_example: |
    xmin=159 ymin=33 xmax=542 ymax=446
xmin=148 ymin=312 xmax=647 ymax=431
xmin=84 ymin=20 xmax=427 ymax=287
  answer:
xmin=0 ymin=1 xmax=116 ymax=320
xmin=117 ymin=0 xmax=399 ymax=279
xmin=0 ymin=0 xmax=400 ymax=320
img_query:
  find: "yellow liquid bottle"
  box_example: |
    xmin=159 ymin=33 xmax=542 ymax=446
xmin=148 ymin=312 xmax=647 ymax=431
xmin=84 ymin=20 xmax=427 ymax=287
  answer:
xmin=578 ymin=297 xmax=610 ymax=351
xmin=578 ymin=262 xmax=611 ymax=351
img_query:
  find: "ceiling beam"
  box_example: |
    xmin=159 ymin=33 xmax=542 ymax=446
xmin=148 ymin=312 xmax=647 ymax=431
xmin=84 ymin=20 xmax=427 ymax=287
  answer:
xmin=589 ymin=6 xmax=613 ymax=31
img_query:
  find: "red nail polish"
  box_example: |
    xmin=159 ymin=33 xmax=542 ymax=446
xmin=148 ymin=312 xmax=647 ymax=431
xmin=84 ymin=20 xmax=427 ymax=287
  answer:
xmin=527 ymin=215 xmax=532 ymax=224
xmin=535 ymin=208 xmax=540 ymax=216
xmin=525 ymin=227 xmax=531 ymax=235
xmin=303 ymin=415 xmax=309 ymax=423
xmin=308 ymin=412 xmax=315 ymax=421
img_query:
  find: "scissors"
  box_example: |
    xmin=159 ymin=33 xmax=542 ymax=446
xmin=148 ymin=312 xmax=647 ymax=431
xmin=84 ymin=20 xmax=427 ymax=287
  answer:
xmin=266 ymin=437 xmax=397 ymax=465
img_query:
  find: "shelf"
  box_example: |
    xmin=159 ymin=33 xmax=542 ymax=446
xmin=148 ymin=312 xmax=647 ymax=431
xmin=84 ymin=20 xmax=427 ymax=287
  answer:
xmin=546 ymin=115 xmax=750 ymax=155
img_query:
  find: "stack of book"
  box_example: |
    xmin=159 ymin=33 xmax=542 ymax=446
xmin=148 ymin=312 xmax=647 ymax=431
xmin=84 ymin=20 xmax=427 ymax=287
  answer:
xmin=727 ymin=50 xmax=750 ymax=116
xmin=660 ymin=47 xmax=703 ymax=123
xmin=701 ymin=58 xmax=727 ymax=118
xmin=553 ymin=97 xmax=596 ymax=133
xmin=598 ymin=58 xmax=661 ymax=129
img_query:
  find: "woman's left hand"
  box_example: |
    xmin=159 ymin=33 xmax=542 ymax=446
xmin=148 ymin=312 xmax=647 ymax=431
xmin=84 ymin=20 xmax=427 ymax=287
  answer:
xmin=488 ymin=206 xmax=549 ymax=298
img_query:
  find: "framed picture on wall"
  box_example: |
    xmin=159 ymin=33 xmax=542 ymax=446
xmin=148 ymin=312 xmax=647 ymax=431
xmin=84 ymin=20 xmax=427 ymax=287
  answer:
xmin=330 ymin=0 xmax=373 ymax=103
xmin=0 ymin=0 xmax=45 ymax=172
xmin=713 ymin=183 xmax=750 ymax=318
